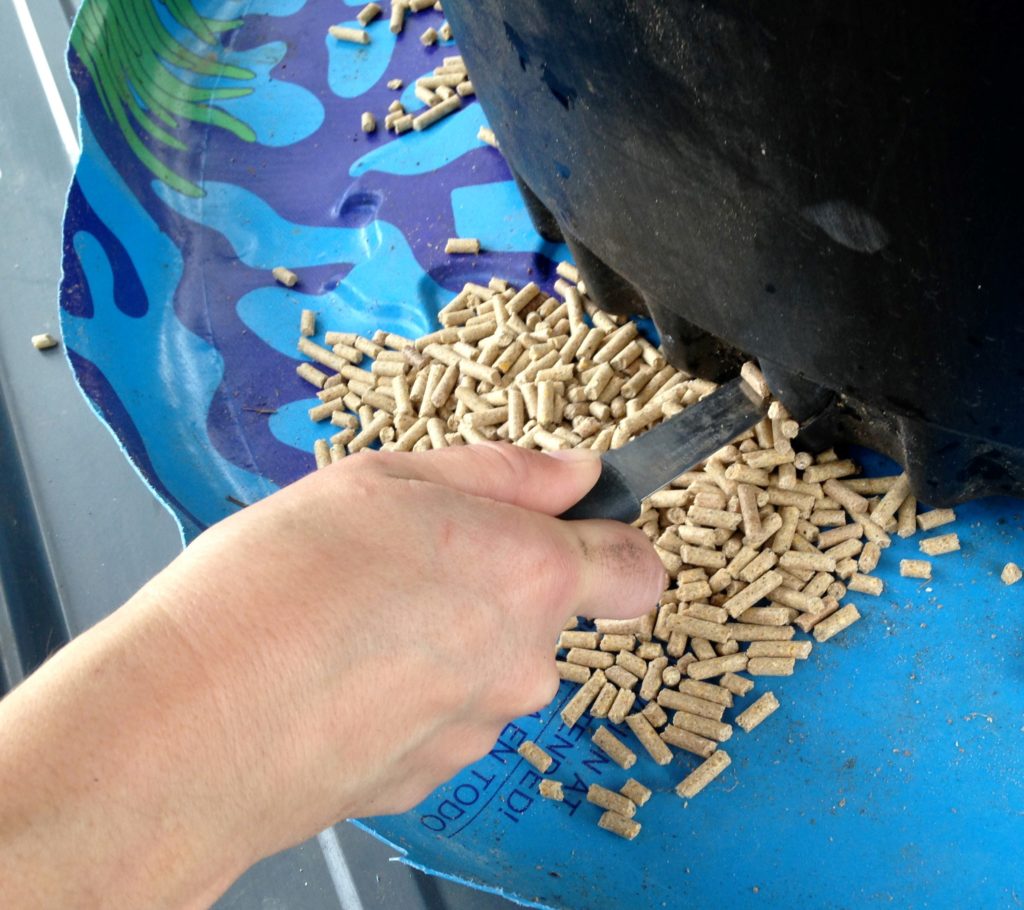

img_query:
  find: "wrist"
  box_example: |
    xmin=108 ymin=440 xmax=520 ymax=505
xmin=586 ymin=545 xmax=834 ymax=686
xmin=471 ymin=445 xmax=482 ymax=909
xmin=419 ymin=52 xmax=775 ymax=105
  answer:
xmin=0 ymin=589 xmax=258 ymax=909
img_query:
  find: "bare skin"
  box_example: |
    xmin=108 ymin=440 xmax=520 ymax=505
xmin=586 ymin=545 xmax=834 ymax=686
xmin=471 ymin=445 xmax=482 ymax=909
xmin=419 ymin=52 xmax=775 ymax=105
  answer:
xmin=0 ymin=443 xmax=665 ymax=909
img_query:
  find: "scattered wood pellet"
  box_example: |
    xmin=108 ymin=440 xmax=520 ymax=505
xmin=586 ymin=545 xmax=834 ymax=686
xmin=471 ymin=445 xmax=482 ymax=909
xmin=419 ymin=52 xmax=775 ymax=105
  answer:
xmin=590 ymin=682 xmax=616 ymax=718
xmin=555 ymin=661 xmax=591 ymax=684
xmin=566 ymin=647 xmax=613 ymax=669
xmin=897 ymin=495 xmax=917 ymax=538
xmin=686 ymin=653 xmax=748 ymax=680
xmin=560 ymin=630 xmax=599 ymax=649
xmin=420 ymin=26 xmax=437 ymax=45
xmin=657 ymin=690 xmax=726 ymax=722
xmin=386 ymin=78 xmax=403 ymax=90
xmin=561 ymin=670 xmax=607 ymax=727
xmin=357 ymin=2 xmax=382 ymax=25
xmin=272 ymin=266 xmax=298 ymax=287
xmin=812 ymin=604 xmax=862 ymax=643
xmin=857 ymin=541 xmax=881 ymax=574
xmin=803 ymin=459 xmax=858 ymax=483
xmin=919 ymin=533 xmax=960 ymax=556
xmin=605 ymin=665 xmax=639 ymax=690
xmin=329 ymin=24 xmax=370 ymax=44
xmin=847 ymin=573 xmax=884 ymax=596
xmin=620 ymin=779 xmax=652 ymax=807
xmin=413 ymin=94 xmax=461 ymax=130
xmin=313 ymin=438 xmax=331 ymax=469
xmin=735 ymin=691 xmax=780 ymax=733
xmin=660 ymin=724 xmax=717 ymax=758
xmin=673 ymin=711 xmax=732 ymax=742
xmin=538 ymin=779 xmax=563 ymax=801
xmin=361 ymin=111 xmax=376 ymax=133
xmin=1001 ymin=563 xmax=1022 ymax=585
xmin=746 ymin=657 xmax=795 ymax=676
xmin=597 ymin=810 xmax=641 ymax=841
xmin=592 ymin=726 xmax=637 ymax=769
xmin=740 ymin=361 xmax=771 ymax=399
xmin=675 ymin=750 xmax=731 ymax=799
xmin=587 ymin=783 xmax=637 ymax=818
xmin=296 ymin=362 xmax=328 ymax=389
xmin=415 ymin=83 xmax=440 ymax=106
xmin=916 ymin=507 xmax=956 ymax=531
xmin=444 ymin=237 xmax=481 ymax=255
xmin=389 ymin=0 xmax=406 ymax=32
xmin=477 ymin=126 xmax=499 ymax=147
xmin=900 ymin=559 xmax=932 ymax=580
xmin=608 ymin=688 xmax=637 ymax=725
xmin=625 ymin=712 xmax=673 ymax=765
xmin=746 ymin=641 xmax=812 ymax=659
xmin=517 ymin=740 xmax=553 ymax=773
xmin=31 ymin=333 xmax=59 ymax=350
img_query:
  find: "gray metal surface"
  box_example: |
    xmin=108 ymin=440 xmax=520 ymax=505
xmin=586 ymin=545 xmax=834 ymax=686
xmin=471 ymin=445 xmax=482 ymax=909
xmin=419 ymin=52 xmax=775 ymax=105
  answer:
xmin=0 ymin=1 xmax=515 ymax=906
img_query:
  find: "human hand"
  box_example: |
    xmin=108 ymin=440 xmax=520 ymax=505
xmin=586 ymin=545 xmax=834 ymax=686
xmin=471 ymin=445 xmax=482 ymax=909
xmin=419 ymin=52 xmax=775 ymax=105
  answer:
xmin=0 ymin=442 xmax=665 ymax=908
xmin=174 ymin=442 xmax=666 ymax=853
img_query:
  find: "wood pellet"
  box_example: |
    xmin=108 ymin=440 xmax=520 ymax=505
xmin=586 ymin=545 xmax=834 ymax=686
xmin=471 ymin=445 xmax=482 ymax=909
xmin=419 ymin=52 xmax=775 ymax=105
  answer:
xmin=900 ymin=559 xmax=932 ymax=580
xmin=587 ymin=783 xmax=637 ymax=818
xmin=735 ymin=691 xmax=779 ymax=733
xmin=620 ymin=779 xmax=651 ymax=807
xmin=31 ymin=333 xmax=59 ymax=350
xmin=592 ymin=726 xmax=637 ymax=769
xmin=356 ymin=3 xmax=381 ymax=25
xmin=272 ymin=266 xmax=298 ymax=287
xmin=675 ymin=750 xmax=731 ymax=799
xmin=517 ymin=740 xmax=553 ymax=773
xmin=538 ymin=779 xmax=564 ymax=801
xmin=329 ymin=24 xmax=370 ymax=44
xmin=597 ymin=810 xmax=641 ymax=841
xmin=919 ymin=533 xmax=960 ymax=556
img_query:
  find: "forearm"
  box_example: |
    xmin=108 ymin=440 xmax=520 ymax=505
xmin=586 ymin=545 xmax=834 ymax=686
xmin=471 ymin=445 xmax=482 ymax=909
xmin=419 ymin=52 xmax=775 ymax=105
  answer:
xmin=0 ymin=589 xmax=253 ymax=909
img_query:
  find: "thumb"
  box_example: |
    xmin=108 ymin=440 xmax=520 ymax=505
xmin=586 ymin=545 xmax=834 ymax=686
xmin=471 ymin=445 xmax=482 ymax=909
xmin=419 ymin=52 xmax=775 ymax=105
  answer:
xmin=556 ymin=518 xmax=668 ymax=622
xmin=352 ymin=442 xmax=602 ymax=515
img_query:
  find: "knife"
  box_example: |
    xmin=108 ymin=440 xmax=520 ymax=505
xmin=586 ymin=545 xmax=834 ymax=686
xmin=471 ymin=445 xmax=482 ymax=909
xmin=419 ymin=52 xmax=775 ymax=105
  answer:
xmin=559 ymin=376 xmax=767 ymax=523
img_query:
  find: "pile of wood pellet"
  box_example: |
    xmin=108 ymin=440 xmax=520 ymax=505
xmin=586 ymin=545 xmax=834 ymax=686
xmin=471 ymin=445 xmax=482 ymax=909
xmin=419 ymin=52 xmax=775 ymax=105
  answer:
xmin=287 ymin=263 xmax=968 ymax=839
xmin=327 ymin=1 xmax=473 ymax=137
xmin=291 ymin=265 xmax=689 ymax=459
xmin=376 ymin=52 xmax=473 ymax=137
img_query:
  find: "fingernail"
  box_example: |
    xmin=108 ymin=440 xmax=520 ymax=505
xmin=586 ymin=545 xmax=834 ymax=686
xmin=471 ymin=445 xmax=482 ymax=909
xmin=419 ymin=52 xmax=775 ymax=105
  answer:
xmin=543 ymin=448 xmax=602 ymax=463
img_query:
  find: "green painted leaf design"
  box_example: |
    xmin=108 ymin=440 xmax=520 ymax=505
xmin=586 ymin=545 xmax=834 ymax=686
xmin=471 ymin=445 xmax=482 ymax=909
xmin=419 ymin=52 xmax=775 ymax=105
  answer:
xmin=71 ymin=0 xmax=256 ymax=198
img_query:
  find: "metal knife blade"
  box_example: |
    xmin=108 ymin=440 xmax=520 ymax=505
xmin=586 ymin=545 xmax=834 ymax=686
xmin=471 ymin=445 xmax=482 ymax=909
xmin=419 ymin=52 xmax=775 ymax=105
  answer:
xmin=559 ymin=376 xmax=767 ymax=522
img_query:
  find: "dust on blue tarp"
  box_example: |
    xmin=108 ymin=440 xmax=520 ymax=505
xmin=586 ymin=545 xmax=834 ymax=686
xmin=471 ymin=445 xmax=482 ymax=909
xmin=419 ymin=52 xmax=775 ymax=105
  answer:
xmin=61 ymin=1 xmax=1024 ymax=906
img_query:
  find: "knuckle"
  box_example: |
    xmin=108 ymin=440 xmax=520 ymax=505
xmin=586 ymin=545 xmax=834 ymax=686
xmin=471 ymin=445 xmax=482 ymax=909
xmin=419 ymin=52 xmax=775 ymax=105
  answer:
xmin=476 ymin=441 xmax=534 ymax=484
xmin=529 ymin=530 xmax=585 ymax=608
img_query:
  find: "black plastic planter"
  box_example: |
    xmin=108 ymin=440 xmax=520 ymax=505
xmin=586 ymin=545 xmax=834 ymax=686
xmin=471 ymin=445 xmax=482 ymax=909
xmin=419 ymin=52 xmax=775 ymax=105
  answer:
xmin=444 ymin=0 xmax=1024 ymax=504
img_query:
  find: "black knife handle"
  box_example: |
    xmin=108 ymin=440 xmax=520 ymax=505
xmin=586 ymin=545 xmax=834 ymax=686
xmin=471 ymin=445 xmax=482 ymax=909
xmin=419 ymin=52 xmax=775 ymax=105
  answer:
xmin=558 ymin=461 xmax=641 ymax=523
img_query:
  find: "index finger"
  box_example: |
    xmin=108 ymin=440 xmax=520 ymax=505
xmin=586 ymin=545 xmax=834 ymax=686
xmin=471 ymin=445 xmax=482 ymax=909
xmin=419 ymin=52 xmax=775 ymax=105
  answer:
xmin=340 ymin=442 xmax=602 ymax=516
